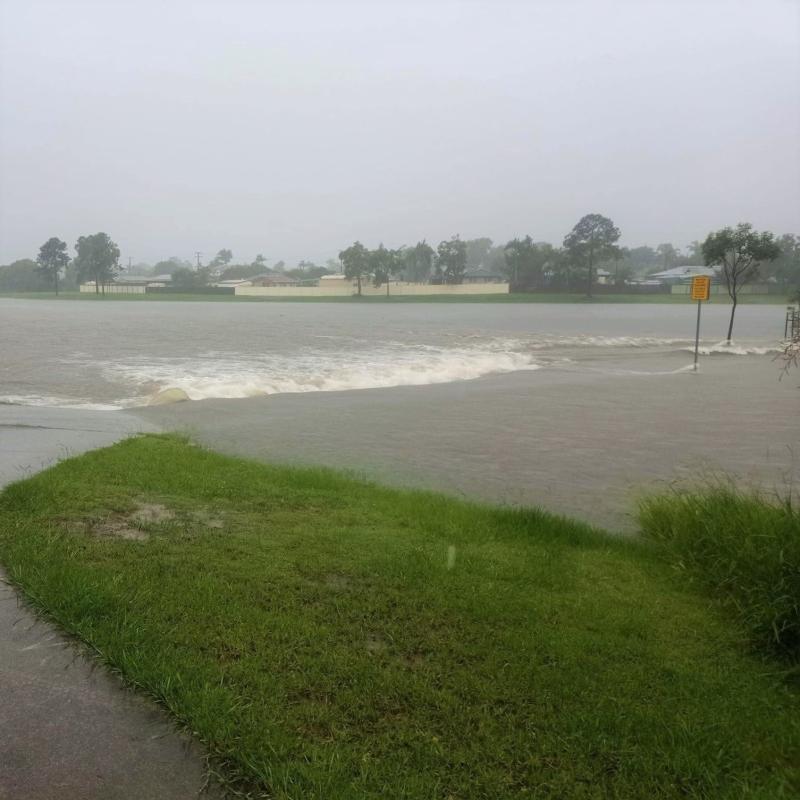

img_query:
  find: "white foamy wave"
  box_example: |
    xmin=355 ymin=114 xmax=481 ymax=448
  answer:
xmin=682 ymin=340 xmax=782 ymax=356
xmin=449 ymin=333 xmax=692 ymax=349
xmin=100 ymin=345 xmax=541 ymax=403
xmin=526 ymin=335 xmax=693 ymax=350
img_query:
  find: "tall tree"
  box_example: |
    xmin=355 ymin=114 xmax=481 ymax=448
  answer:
xmin=702 ymin=223 xmax=781 ymax=342
xmin=763 ymin=234 xmax=800 ymax=287
xmin=608 ymin=247 xmax=632 ymax=286
xmin=503 ymin=237 xmax=530 ymax=287
xmin=74 ymin=233 xmax=120 ymax=294
xmin=36 ymin=237 xmax=70 ymax=295
xmin=436 ymin=235 xmax=467 ymax=284
xmin=404 ymin=240 xmax=435 ymax=282
xmin=465 ymin=237 xmax=493 ymax=269
xmin=370 ymin=244 xmax=403 ymax=295
xmin=656 ymin=243 xmax=679 ymax=270
xmin=339 ymin=241 xmax=370 ymax=296
xmin=503 ymin=237 xmax=554 ymax=290
xmin=252 ymin=253 xmax=267 ymax=269
xmin=209 ymin=249 xmax=233 ymax=270
xmin=563 ymin=214 xmax=621 ymax=297
xmin=285 ymin=262 xmax=331 ymax=281
xmin=152 ymin=257 xmax=192 ymax=276
xmin=171 ymin=267 xmax=212 ymax=289
xmin=679 ymin=240 xmax=704 ymax=265
xmin=620 ymin=245 xmax=659 ymax=277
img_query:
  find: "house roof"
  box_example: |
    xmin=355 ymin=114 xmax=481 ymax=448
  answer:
xmin=251 ymin=273 xmax=299 ymax=283
xmin=464 ymin=266 xmax=504 ymax=278
xmin=649 ymin=266 xmax=715 ymax=280
xmin=113 ymin=273 xmax=172 ymax=284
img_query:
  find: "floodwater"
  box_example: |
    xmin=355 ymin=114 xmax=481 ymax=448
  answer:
xmin=1 ymin=299 xmax=796 ymax=529
xmin=0 ymin=299 xmax=786 ymax=408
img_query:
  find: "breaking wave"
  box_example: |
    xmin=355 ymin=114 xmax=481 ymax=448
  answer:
xmin=100 ymin=344 xmax=542 ymax=404
xmin=6 ymin=331 xmax=782 ymax=411
xmin=681 ymin=340 xmax=782 ymax=356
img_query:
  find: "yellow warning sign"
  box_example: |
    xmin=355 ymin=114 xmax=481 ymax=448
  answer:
xmin=690 ymin=276 xmax=711 ymax=301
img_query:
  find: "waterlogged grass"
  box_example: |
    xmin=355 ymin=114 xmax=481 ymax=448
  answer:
xmin=0 ymin=436 xmax=798 ymax=799
xmin=640 ymin=487 xmax=800 ymax=662
xmin=0 ymin=290 xmax=790 ymax=304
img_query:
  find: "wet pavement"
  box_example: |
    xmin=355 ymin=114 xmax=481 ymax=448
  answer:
xmin=0 ymin=406 xmax=222 ymax=799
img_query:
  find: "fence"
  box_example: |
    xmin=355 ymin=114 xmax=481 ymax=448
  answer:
xmin=145 ymin=286 xmax=235 ymax=296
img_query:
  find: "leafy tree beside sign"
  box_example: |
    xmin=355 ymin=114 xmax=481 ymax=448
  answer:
xmin=702 ymin=223 xmax=781 ymax=341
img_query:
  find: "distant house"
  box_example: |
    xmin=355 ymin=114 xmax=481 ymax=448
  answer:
xmin=249 ymin=272 xmax=302 ymax=287
xmin=648 ymin=266 xmax=716 ymax=285
xmin=213 ymin=271 xmax=302 ymax=288
xmin=114 ymin=273 xmax=172 ymax=286
xmin=79 ymin=273 xmax=172 ymax=293
xmin=213 ymin=278 xmax=256 ymax=289
xmin=595 ymin=268 xmax=611 ymax=285
xmin=462 ymin=267 xmax=506 ymax=284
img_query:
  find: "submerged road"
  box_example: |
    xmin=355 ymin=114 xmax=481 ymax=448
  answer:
xmin=136 ymin=354 xmax=800 ymax=533
xmin=0 ymin=406 xmax=222 ymax=800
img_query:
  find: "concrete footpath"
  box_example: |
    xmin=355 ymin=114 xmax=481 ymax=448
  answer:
xmin=0 ymin=407 xmax=221 ymax=799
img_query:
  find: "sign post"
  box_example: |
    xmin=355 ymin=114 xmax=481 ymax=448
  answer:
xmin=690 ymin=276 xmax=711 ymax=371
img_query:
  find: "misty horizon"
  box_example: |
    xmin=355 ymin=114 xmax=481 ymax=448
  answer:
xmin=1 ymin=0 xmax=798 ymax=266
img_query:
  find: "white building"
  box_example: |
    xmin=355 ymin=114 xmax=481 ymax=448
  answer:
xmin=648 ymin=266 xmax=716 ymax=285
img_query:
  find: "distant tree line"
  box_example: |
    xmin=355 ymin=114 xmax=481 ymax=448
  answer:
xmin=3 ymin=219 xmax=799 ymax=312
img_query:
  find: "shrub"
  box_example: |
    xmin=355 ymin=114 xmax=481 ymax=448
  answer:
xmin=639 ymin=487 xmax=800 ymax=660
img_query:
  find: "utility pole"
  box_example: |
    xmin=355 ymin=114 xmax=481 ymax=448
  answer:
xmin=195 ymin=251 xmax=203 ymax=270
xmin=127 ymin=256 xmax=132 ymax=272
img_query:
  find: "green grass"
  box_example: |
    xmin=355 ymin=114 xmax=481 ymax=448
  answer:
xmin=640 ymin=487 xmax=800 ymax=662
xmin=0 ymin=290 xmax=791 ymax=304
xmin=0 ymin=436 xmax=798 ymax=799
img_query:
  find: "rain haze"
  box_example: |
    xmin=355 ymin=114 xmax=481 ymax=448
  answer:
xmin=1 ymin=0 xmax=798 ymax=264
xmin=2 ymin=2 xmax=800 ymax=798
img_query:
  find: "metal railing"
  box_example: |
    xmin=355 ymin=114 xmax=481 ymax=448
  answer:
xmin=785 ymin=306 xmax=800 ymax=340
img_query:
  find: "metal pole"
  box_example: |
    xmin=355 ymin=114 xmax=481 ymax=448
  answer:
xmin=693 ymin=300 xmax=702 ymax=372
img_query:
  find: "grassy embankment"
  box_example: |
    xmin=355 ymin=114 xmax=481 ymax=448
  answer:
xmin=0 ymin=290 xmax=791 ymax=304
xmin=0 ymin=435 xmax=798 ymax=799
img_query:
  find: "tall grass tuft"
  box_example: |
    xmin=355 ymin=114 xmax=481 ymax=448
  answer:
xmin=639 ymin=486 xmax=800 ymax=661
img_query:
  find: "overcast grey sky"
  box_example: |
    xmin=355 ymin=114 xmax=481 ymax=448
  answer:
xmin=1 ymin=0 xmax=798 ymax=267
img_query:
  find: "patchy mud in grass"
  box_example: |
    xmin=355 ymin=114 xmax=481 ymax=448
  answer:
xmin=61 ymin=500 xmax=227 ymax=541
xmin=129 ymin=503 xmax=175 ymax=525
xmin=93 ymin=516 xmax=151 ymax=541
